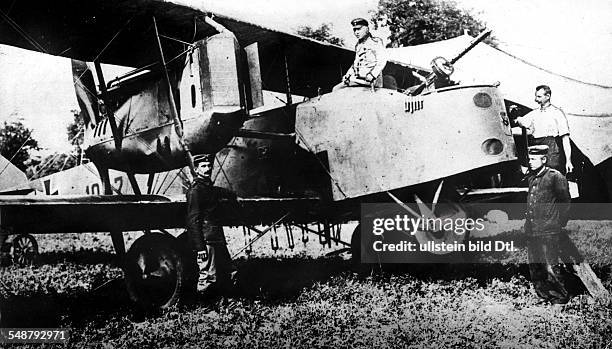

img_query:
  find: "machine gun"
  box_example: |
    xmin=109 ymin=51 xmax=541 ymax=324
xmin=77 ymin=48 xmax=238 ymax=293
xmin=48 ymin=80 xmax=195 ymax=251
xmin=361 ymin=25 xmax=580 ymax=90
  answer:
xmin=409 ymin=29 xmax=492 ymax=96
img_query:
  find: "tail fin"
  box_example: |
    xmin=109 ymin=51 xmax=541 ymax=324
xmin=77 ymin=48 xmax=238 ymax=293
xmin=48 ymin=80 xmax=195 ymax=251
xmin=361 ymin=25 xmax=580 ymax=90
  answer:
xmin=0 ymin=155 xmax=32 ymax=194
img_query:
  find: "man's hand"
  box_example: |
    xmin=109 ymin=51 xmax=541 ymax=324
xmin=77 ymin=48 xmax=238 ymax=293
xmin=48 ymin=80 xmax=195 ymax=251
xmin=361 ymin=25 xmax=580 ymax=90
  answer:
xmin=342 ymin=76 xmax=370 ymax=87
xmin=343 ymin=73 xmax=351 ymax=85
xmin=411 ymin=70 xmax=428 ymax=83
xmin=365 ymin=72 xmax=375 ymax=83
xmin=508 ymin=105 xmax=519 ymax=120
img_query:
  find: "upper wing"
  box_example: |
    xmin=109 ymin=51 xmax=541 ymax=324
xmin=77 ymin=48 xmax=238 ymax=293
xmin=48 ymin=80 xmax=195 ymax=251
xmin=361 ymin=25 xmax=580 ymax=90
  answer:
xmin=0 ymin=0 xmax=356 ymax=96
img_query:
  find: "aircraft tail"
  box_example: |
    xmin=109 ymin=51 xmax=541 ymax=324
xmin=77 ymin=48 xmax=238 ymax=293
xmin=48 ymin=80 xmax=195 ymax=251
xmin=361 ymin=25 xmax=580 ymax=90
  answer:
xmin=0 ymin=155 xmax=32 ymax=194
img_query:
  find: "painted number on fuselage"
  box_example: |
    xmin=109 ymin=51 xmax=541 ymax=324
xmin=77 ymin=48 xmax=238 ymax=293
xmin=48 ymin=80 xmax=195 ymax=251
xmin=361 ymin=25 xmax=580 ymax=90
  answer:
xmin=114 ymin=177 xmax=124 ymax=193
xmin=85 ymin=183 xmax=100 ymax=195
xmin=499 ymin=111 xmax=510 ymax=126
xmin=43 ymin=179 xmax=58 ymax=195
xmin=405 ymin=99 xmax=424 ymax=114
xmin=93 ymin=119 xmax=110 ymax=138
xmin=84 ymin=177 xmax=123 ymax=195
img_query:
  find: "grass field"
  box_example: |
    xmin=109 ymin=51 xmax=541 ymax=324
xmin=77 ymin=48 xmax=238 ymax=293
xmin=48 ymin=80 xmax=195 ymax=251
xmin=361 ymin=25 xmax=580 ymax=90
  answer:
xmin=0 ymin=221 xmax=611 ymax=348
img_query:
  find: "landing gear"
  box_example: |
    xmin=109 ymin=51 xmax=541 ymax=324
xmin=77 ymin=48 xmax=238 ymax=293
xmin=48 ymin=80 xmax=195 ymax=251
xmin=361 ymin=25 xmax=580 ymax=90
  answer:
xmin=388 ymin=180 xmax=470 ymax=256
xmin=412 ymin=202 xmax=469 ymax=255
xmin=10 ymin=234 xmax=38 ymax=266
xmin=124 ymin=233 xmax=196 ymax=310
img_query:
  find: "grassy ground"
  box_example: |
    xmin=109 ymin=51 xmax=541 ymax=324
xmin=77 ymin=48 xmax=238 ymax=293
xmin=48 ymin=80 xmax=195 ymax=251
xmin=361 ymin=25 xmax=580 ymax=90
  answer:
xmin=0 ymin=222 xmax=611 ymax=348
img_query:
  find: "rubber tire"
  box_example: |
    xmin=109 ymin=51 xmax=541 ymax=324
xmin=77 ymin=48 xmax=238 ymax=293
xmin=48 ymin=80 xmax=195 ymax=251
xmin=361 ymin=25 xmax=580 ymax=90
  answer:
xmin=124 ymin=233 xmax=188 ymax=310
xmin=11 ymin=234 xmax=38 ymax=266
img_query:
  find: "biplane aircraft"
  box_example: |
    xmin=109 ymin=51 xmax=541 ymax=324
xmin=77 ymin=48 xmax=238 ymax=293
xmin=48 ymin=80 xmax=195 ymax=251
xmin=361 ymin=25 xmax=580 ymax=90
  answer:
xmin=0 ymin=0 xmax=530 ymax=309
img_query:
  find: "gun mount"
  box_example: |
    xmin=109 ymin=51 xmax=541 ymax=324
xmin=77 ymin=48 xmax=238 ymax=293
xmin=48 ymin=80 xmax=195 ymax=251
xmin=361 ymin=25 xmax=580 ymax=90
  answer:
xmin=409 ymin=29 xmax=492 ymax=96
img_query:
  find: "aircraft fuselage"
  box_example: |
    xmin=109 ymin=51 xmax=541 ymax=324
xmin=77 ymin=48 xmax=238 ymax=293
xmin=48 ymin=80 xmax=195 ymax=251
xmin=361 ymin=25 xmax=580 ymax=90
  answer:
xmin=74 ymin=31 xmax=249 ymax=174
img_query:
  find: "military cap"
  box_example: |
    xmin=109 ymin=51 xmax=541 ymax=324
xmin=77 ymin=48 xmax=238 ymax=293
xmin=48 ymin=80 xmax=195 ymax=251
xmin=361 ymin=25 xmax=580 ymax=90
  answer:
xmin=192 ymin=153 xmax=214 ymax=164
xmin=351 ymin=18 xmax=369 ymax=27
xmin=528 ymin=145 xmax=549 ymax=155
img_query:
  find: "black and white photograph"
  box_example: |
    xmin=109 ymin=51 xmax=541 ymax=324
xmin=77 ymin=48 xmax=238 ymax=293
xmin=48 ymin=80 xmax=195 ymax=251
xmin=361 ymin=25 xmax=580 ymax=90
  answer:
xmin=0 ymin=0 xmax=611 ymax=347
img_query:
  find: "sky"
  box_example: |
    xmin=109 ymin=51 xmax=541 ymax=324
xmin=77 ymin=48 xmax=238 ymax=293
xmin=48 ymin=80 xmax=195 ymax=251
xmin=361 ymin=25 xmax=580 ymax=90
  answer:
xmin=0 ymin=0 xmax=611 ymax=153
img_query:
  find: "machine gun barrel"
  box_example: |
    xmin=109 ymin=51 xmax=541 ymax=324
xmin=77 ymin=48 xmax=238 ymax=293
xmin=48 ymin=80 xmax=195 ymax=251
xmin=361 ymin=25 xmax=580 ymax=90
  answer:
xmin=449 ymin=29 xmax=492 ymax=64
xmin=408 ymin=29 xmax=492 ymax=96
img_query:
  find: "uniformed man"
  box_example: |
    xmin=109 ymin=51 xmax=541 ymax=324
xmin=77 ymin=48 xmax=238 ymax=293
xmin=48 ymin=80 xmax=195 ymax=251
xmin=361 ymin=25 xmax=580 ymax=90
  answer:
xmin=186 ymin=154 xmax=238 ymax=295
xmin=524 ymin=145 xmax=577 ymax=304
xmin=336 ymin=18 xmax=387 ymax=89
xmin=513 ymin=85 xmax=573 ymax=174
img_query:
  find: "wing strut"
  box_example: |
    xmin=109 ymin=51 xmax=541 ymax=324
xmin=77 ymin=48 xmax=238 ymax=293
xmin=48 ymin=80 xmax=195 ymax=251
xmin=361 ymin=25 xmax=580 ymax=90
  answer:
xmin=93 ymin=62 xmax=121 ymax=151
xmin=93 ymin=163 xmax=126 ymax=256
xmin=93 ymin=61 xmax=142 ymax=196
xmin=152 ymin=16 xmax=196 ymax=177
xmin=283 ymin=50 xmax=292 ymax=106
xmin=92 ymin=61 xmax=141 ymax=256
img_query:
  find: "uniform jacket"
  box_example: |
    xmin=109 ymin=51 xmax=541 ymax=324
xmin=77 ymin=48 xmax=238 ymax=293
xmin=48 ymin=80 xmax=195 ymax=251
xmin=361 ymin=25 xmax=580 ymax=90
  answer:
xmin=525 ymin=166 xmax=571 ymax=235
xmin=186 ymin=177 xmax=237 ymax=249
xmin=346 ymin=35 xmax=387 ymax=81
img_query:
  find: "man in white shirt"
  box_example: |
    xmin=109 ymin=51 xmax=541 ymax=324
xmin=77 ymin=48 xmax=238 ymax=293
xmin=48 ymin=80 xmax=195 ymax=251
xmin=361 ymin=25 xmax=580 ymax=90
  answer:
xmin=513 ymin=85 xmax=573 ymax=174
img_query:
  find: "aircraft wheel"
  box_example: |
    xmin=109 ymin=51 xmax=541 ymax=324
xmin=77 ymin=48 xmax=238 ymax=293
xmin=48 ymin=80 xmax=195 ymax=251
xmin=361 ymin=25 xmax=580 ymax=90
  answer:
xmin=11 ymin=234 xmax=38 ymax=266
xmin=124 ymin=233 xmax=190 ymax=310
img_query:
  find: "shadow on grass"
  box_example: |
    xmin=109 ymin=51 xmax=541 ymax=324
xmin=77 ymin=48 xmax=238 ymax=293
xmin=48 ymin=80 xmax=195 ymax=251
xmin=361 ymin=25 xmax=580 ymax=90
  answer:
xmin=231 ymin=257 xmax=539 ymax=301
xmin=232 ymin=257 xmax=351 ymax=302
xmin=0 ymin=257 xmax=353 ymax=327
xmin=0 ymin=278 xmax=132 ymax=328
xmin=3 ymin=254 xmax=609 ymax=328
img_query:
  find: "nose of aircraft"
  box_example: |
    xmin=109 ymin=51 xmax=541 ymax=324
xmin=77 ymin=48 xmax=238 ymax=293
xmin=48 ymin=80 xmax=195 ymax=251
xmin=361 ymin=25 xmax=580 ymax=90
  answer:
xmin=183 ymin=107 xmax=246 ymax=155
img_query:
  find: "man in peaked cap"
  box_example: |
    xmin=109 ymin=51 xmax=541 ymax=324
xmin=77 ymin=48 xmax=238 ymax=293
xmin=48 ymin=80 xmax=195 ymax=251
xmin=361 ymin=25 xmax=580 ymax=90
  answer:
xmin=524 ymin=145 xmax=583 ymax=304
xmin=186 ymin=153 xmax=238 ymax=296
xmin=335 ymin=17 xmax=387 ymax=89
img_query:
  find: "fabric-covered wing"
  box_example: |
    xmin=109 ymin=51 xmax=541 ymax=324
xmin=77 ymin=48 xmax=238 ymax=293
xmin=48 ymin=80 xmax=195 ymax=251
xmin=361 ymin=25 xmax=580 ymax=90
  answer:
xmin=0 ymin=195 xmax=320 ymax=233
xmin=0 ymin=195 xmax=185 ymax=233
xmin=0 ymin=0 xmax=356 ymax=96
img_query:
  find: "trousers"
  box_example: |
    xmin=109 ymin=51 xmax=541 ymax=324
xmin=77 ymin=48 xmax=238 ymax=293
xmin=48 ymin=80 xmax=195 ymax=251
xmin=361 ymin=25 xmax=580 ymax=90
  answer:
xmin=527 ymin=231 xmax=584 ymax=304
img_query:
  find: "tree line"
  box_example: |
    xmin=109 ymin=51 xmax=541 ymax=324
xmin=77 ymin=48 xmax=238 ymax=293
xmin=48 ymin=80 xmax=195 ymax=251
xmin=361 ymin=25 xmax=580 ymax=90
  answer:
xmin=298 ymin=0 xmax=494 ymax=47
xmin=0 ymin=109 xmax=83 ymax=180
